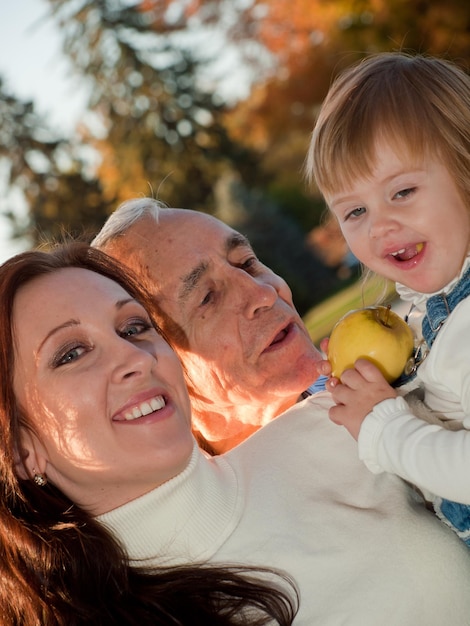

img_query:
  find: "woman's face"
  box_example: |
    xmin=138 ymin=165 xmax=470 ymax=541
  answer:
xmin=13 ymin=267 xmax=194 ymax=515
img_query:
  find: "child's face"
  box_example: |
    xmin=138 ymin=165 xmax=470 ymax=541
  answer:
xmin=326 ymin=140 xmax=470 ymax=293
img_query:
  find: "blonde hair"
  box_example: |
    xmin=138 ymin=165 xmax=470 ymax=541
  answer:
xmin=306 ymin=52 xmax=470 ymax=207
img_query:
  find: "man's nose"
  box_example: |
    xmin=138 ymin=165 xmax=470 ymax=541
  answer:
xmin=233 ymin=270 xmax=278 ymax=318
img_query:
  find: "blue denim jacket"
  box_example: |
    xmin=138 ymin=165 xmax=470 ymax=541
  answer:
xmin=422 ymin=265 xmax=470 ymax=547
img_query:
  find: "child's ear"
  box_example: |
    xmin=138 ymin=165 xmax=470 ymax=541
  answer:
xmin=15 ymin=428 xmax=47 ymax=480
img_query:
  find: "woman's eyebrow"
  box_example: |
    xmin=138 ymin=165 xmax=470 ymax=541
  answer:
xmin=37 ymin=298 xmax=137 ymax=353
xmin=37 ymin=319 xmax=80 ymax=354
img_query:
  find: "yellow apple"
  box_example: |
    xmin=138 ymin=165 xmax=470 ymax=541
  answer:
xmin=327 ymin=305 xmax=415 ymax=383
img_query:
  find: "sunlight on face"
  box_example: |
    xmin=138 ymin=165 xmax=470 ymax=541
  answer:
xmin=109 ymin=211 xmax=323 ymax=412
xmin=13 ymin=268 xmax=194 ymax=515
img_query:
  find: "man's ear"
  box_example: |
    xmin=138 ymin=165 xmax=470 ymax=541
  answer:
xmin=15 ymin=427 xmax=47 ymax=480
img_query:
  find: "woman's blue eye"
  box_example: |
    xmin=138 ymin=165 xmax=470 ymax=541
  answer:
xmin=55 ymin=345 xmax=85 ymax=366
xmin=120 ymin=320 xmax=152 ymax=338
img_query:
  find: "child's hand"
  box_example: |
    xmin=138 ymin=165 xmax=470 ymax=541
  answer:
xmin=313 ymin=336 xmax=332 ymax=378
xmin=319 ymin=337 xmax=329 ymax=354
xmin=326 ymin=359 xmax=397 ymax=440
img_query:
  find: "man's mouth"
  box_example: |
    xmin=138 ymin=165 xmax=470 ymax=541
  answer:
xmin=388 ymin=242 xmax=424 ymax=262
xmin=268 ymin=323 xmax=292 ymax=348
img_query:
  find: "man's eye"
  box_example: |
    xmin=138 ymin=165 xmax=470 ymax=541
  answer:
xmin=200 ymin=291 xmax=214 ymax=306
xmin=241 ymin=257 xmax=257 ymax=270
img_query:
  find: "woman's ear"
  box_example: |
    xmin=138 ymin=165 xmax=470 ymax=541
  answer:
xmin=15 ymin=427 xmax=47 ymax=480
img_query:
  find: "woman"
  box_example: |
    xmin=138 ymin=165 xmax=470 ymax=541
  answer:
xmin=0 ymin=243 xmax=296 ymax=625
xmin=3 ymin=243 xmax=470 ymax=626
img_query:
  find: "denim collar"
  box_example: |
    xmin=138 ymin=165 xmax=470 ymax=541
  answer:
xmin=422 ymin=264 xmax=470 ymax=349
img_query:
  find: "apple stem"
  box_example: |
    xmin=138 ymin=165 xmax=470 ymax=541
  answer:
xmin=385 ymin=304 xmax=391 ymax=327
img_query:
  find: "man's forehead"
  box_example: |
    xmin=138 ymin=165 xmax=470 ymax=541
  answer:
xmin=157 ymin=210 xmax=252 ymax=256
xmin=175 ymin=229 xmax=252 ymax=303
xmin=120 ymin=210 xmax=254 ymax=298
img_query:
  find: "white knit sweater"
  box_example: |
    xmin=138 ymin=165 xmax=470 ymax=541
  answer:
xmin=359 ymin=257 xmax=470 ymax=504
xmin=99 ymin=393 xmax=470 ymax=625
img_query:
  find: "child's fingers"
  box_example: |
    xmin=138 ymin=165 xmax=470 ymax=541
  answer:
xmin=353 ymin=358 xmax=389 ymax=383
xmin=337 ymin=367 xmax=366 ymax=390
xmin=319 ymin=337 xmax=329 ymax=354
xmin=326 ymin=376 xmax=340 ymax=391
xmin=318 ymin=359 xmax=332 ymax=377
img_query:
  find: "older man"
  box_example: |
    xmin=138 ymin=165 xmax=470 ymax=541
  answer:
xmin=92 ymin=198 xmax=326 ymax=453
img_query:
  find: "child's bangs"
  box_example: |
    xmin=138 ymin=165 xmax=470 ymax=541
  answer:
xmin=314 ymin=94 xmax=430 ymax=196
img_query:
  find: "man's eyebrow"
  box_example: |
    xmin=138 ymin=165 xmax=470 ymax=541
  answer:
xmin=179 ymin=261 xmax=209 ymax=302
xmin=226 ymin=232 xmax=252 ymax=252
xmin=178 ymin=233 xmax=253 ymax=303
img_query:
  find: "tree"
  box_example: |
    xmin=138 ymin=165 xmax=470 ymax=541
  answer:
xmin=30 ymin=0 xmax=343 ymax=311
xmin=0 ymin=78 xmax=113 ymax=244
xmin=46 ymin=0 xmax=262 ymax=211
xmin=11 ymin=0 xmax=470 ymax=307
xmin=222 ymin=0 xmax=470 ymax=225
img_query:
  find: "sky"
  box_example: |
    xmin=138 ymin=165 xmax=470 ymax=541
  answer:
xmin=0 ymin=0 xmax=89 ymax=262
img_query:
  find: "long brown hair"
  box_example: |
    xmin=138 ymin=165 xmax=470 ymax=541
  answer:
xmin=0 ymin=242 xmax=298 ymax=625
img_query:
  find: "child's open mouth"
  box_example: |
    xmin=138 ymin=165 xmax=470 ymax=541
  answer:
xmin=388 ymin=242 xmax=424 ymax=262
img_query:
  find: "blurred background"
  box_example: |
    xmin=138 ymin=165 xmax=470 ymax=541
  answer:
xmin=1 ymin=0 xmax=469 ymax=333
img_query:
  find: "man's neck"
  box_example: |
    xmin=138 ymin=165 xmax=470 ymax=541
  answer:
xmin=191 ymin=397 xmax=298 ymax=455
xmin=195 ymin=423 xmax=261 ymax=455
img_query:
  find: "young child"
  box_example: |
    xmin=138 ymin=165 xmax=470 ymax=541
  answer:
xmin=306 ymin=52 xmax=470 ymax=545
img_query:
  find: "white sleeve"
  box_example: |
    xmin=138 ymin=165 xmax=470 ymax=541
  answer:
xmin=422 ymin=297 xmax=470 ymax=424
xmin=358 ymin=396 xmax=470 ymax=504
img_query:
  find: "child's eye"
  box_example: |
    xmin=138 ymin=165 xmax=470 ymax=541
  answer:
xmin=394 ymin=187 xmax=415 ymax=200
xmin=345 ymin=206 xmax=366 ymax=220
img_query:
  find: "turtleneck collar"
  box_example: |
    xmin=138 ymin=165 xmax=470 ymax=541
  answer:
xmin=396 ymin=255 xmax=470 ymax=312
xmin=97 ymin=440 xmax=243 ymax=566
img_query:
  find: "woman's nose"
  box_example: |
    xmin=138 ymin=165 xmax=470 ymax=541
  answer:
xmin=111 ymin=337 xmax=156 ymax=382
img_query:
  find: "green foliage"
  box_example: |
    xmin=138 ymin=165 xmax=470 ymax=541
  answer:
xmin=0 ymin=78 xmax=114 ymax=244
xmin=267 ymin=183 xmax=326 ymax=232
xmin=46 ymin=0 xmax=261 ymax=212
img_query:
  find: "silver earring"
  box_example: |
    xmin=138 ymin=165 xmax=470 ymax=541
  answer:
xmin=33 ymin=471 xmax=47 ymax=487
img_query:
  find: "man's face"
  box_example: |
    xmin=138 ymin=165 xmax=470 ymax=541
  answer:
xmin=105 ymin=210 xmax=322 ymax=417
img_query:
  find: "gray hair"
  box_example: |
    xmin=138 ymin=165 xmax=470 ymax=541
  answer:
xmin=91 ymin=198 xmax=166 ymax=248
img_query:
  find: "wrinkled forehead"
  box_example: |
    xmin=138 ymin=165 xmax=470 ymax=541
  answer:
xmin=109 ymin=210 xmax=248 ymax=297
